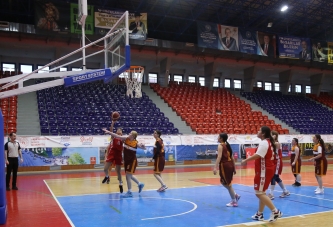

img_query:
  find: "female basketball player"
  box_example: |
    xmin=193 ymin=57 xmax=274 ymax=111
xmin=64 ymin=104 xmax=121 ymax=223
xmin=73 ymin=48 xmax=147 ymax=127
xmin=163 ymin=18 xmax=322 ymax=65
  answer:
xmin=241 ymin=126 xmax=282 ymax=222
xmin=151 ymin=130 xmax=168 ymax=192
xmin=102 ymin=128 xmax=146 ymax=198
xmin=291 ymin=138 xmax=302 ymax=187
xmin=213 ymin=133 xmax=240 ymax=207
xmin=102 ymin=120 xmax=124 ymax=193
xmin=267 ymin=131 xmax=289 ymax=200
xmin=308 ymin=134 xmax=328 ymax=194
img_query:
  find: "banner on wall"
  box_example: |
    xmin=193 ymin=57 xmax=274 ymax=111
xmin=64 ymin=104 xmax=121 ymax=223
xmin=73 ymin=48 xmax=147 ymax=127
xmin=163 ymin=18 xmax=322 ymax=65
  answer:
xmin=238 ymin=29 xmax=258 ymax=55
xmin=311 ymin=39 xmax=328 ymax=62
xmin=19 ymin=147 xmax=100 ymax=167
xmin=197 ymin=22 xmax=219 ymax=49
xmin=278 ymin=36 xmax=311 ymax=61
xmin=70 ymin=3 xmax=94 ymax=35
xmin=218 ymin=25 xmax=239 ymax=51
xmin=257 ymin=32 xmax=276 ymax=57
xmin=35 ymin=0 xmax=70 ymax=34
xmin=94 ymin=9 xmax=147 ymax=40
xmin=328 ymin=42 xmax=333 ymax=64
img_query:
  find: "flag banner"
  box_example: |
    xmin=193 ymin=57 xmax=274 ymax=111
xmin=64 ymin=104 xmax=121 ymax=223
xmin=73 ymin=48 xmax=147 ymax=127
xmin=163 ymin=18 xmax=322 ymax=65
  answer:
xmin=257 ymin=32 xmax=276 ymax=57
xmin=238 ymin=29 xmax=258 ymax=55
xmin=35 ymin=0 xmax=70 ymax=34
xmin=218 ymin=25 xmax=239 ymax=51
xmin=311 ymin=39 xmax=328 ymax=62
xmin=197 ymin=21 xmax=219 ymax=49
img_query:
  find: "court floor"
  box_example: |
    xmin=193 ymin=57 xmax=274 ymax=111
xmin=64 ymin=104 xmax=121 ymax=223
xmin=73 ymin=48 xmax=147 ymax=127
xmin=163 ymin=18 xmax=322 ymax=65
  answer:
xmin=4 ymin=163 xmax=333 ymax=227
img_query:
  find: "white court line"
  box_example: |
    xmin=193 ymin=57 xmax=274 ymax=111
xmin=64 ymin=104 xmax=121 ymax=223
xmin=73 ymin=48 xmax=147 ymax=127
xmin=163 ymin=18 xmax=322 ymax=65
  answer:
xmin=56 ymin=184 xmax=214 ymax=198
xmin=43 ymin=180 xmax=75 ymax=227
xmin=234 ymin=184 xmax=333 ymax=202
xmin=108 ymin=197 xmax=197 ymax=220
xmin=218 ymin=210 xmax=333 ymax=227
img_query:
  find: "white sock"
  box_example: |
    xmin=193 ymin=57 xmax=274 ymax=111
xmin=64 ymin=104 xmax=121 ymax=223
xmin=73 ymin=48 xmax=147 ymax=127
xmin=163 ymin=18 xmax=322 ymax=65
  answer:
xmin=270 ymin=185 xmax=275 ymax=195
xmin=296 ymin=175 xmax=301 ymax=183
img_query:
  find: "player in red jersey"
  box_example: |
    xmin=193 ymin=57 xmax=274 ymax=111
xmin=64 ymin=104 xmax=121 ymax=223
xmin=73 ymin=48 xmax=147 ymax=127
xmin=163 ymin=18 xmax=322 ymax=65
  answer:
xmin=213 ymin=133 xmax=240 ymax=207
xmin=102 ymin=128 xmax=146 ymax=198
xmin=308 ymin=134 xmax=328 ymax=194
xmin=151 ymin=130 xmax=168 ymax=192
xmin=242 ymin=126 xmax=282 ymax=223
xmin=102 ymin=120 xmax=124 ymax=193
xmin=267 ymin=131 xmax=290 ymax=200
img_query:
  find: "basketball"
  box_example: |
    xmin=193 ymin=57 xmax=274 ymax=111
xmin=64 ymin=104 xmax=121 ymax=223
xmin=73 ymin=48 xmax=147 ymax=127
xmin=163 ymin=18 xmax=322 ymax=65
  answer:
xmin=112 ymin=111 xmax=120 ymax=121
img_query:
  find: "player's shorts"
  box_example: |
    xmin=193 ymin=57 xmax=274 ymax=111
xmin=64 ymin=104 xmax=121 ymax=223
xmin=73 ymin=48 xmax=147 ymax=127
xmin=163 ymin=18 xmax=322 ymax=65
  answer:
xmin=315 ymin=159 xmax=328 ymax=176
xmin=219 ymin=161 xmax=234 ymax=186
xmin=124 ymin=158 xmax=137 ymax=174
xmin=254 ymin=167 xmax=274 ymax=192
xmin=154 ymin=156 xmax=165 ymax=173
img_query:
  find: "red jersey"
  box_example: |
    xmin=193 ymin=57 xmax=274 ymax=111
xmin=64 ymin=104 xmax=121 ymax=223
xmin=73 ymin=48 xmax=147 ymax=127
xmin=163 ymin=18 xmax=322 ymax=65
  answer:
xmin=254 ymin=139 xmax=276 ymax=192
xmin=106 ymin=137 xmax=123 ymax=160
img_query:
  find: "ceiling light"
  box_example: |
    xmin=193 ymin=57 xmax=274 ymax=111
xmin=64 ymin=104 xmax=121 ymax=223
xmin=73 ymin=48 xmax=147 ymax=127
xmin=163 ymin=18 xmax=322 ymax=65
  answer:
xmin=281 ymin=5 xmax=288 ymax=12
xmin=267 ymin=22 xmax=273 ymax=27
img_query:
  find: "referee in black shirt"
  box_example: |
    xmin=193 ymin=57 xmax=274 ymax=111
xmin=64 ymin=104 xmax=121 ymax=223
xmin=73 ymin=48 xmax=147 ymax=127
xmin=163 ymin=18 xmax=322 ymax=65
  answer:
xmin=5 ymin=132 xmax=24 ymax=191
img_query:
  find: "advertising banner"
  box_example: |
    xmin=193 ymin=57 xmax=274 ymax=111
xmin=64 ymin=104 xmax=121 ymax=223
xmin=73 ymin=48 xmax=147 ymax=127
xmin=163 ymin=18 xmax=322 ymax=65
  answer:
xmin=238 ymin=29 xmax=258 ymax=55
xmin=70 ymin=3 xmax=94 ymax=35
xmin=278 ymin=36 xmax=311 ymax=61
xmin=94 ymin=9 xmax=147 ymax=40
xmin=20 ymin=147 xmax=100 ymax=167
xmin=328 ymin=42 xmax=333 ymax=64
xmin=257 ymin=32 xmax=276 ymax=57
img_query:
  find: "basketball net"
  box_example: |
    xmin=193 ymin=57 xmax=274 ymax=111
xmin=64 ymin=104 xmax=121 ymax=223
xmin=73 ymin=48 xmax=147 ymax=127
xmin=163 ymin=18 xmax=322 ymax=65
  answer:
xmin=123 ymin=66 xmax=144 ymax=98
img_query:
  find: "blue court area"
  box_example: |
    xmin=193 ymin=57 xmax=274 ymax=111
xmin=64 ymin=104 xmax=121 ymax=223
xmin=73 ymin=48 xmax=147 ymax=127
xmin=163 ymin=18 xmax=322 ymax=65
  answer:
xmin=56 ymin=185 xmax=333 ymax=227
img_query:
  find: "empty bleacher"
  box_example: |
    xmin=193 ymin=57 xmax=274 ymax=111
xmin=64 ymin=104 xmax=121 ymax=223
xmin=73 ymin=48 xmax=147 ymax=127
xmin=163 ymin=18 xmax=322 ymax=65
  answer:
xmin=37 ymin=81 xmax=179 ymax=136
xmin=242 ymin=91 xmax=333 ymax=134
xmin=151 ymin=82 xmax=288 ymax=134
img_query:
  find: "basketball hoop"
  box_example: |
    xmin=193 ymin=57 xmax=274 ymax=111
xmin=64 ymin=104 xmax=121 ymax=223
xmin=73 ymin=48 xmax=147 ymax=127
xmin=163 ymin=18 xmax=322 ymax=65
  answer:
xmin=123 ymin=66 xmax=144 ymax=98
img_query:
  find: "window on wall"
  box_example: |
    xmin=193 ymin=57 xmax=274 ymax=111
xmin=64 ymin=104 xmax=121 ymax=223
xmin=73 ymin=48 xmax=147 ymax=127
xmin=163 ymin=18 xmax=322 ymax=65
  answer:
xmin=188 ymin=76 xmax=196 ymax=83
xmin=148 ymin=73 xmax=157 ymax=83
xmin=213 ymin=77 xmax=220 ymax=88
xmin=37 ymin=65 xmax=50 ymax=73
xmin=20 ymin=64 xmax=33 ymax=73
xmin=288 ymin=84 xmax=291 ymax=93
xmin=257 ymin=81 xmax=263 ymax=87
xmin=306 ymin=85 xmax=311 ymax=94
xmin=174 ymin=75 xmax=183 ymax=83
xmin=199 ymin=77 xmax=205 ymax=86
xmin=72 ymin=67 xmax=82 ymax=71
xmin=264 ymin=82 xmax=272 ymax=91
xmin=274 ymin=83 xmax=280 ymax=91
xmin=2 ymin=63 xmax=15 ymax=72
xmin=295 ymin=84 xmax=302 ymax=93
xmin=60 ymin=67 xmax=67 ymax=71
xmin=225 ymin=79 xmax=231 ymax=88
xmin=234 ymin=79 xmax=242 ymax=89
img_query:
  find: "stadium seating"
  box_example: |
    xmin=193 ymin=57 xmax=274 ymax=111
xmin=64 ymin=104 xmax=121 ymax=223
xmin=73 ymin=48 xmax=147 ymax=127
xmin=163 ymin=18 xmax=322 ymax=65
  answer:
xmin=307 ymin=92 xmax=333 ymax=109
xmin=150 ymin=83 xmax=288 ymax=134
xmin=36 ymin=81 xmax=179 ymax=136
xmin=242 ymin=91 xmax=333 ymax=134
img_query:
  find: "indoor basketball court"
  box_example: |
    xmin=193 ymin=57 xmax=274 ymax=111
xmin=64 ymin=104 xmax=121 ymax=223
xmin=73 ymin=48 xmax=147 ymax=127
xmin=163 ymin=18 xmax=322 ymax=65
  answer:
xmin=1 ymin=1 xmax=333 ymax=227
xmin=3 ymin=163 xmax=333 ymax=227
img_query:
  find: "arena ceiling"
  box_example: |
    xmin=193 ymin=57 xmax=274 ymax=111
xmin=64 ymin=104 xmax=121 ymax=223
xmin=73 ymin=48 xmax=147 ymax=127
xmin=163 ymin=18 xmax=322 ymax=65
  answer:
xmin=1 ymin=0 xmax=333 ymax=43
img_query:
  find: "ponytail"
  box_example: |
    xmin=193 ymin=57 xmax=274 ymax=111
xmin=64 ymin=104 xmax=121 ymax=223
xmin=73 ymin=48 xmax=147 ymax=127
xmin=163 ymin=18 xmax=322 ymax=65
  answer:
xmin=261 ymin=126 xmax=276 ymax=154
xmin=315 ymin=134 xmax=325 ymax=152
xmin=226 ymin=141 xmax=233 ymax=155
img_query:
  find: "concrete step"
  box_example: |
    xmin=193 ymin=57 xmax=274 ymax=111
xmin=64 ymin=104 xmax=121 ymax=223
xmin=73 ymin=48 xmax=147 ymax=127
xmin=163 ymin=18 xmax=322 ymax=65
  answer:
xmin=142 ymin=85 xmax=195 ymax=134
